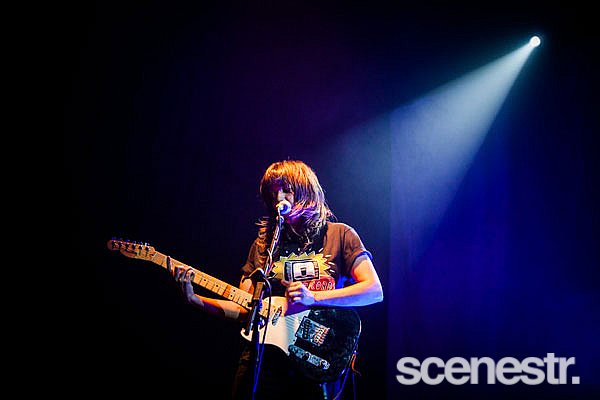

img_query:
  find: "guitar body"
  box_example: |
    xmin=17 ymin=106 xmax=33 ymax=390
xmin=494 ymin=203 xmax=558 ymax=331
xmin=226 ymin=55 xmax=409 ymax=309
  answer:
xmin=107 ymin=239 xmax=361 ymax=383
xmin=240 ymin=297 xmax=361 ymax=382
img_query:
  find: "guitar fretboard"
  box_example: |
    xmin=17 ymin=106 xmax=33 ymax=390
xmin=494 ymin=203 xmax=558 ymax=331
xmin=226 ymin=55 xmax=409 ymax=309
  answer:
xmin=149 ymin=251 xmax=253 ymax=309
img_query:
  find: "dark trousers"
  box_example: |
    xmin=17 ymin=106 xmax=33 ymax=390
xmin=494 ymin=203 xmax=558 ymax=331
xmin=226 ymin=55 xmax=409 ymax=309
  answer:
xmin=232 ymin=345 xmax=344 ymax=400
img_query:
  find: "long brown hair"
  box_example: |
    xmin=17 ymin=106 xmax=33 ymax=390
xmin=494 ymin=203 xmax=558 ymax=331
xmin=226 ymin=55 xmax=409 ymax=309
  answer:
xmin=256 ymin=160 xmax=334 ymax=259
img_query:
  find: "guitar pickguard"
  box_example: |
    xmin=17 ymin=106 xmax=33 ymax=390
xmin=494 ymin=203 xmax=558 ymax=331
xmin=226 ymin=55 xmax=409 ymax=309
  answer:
xmin=241 ymin=298 xmax=361 ymax=383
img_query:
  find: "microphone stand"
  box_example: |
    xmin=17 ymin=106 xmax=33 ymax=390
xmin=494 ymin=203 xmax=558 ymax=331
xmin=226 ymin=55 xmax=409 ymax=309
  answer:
xmin=244 ymin=211 xmax=285 ymax=399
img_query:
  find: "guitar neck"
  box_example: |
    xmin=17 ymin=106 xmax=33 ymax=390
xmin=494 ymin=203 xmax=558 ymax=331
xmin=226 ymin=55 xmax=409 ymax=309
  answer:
xmin=149 ymin=251 xmax=252 ymax=310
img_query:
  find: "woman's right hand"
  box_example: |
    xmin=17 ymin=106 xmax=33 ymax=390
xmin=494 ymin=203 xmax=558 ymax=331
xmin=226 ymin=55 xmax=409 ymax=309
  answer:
xmin=167 ymin=256 xmax=196 ymax=303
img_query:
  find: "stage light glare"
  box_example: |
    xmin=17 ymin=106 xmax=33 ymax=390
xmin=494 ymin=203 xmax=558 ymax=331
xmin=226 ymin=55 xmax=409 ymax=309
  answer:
xmin=390 ymin=38 xmax=537 ymax=266
xmin=529 ymin=36 xmax=541 ymax=48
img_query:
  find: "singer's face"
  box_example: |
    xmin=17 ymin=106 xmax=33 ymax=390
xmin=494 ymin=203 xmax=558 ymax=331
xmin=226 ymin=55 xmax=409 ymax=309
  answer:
xmin=275 ymin=187 xmax=294 ymax=206
xmin=271 ymin=184 xmax=295 ymax=221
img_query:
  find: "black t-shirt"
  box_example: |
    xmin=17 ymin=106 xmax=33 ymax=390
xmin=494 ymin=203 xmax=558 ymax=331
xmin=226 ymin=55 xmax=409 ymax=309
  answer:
xmin=241 ymin=221 xmax=372 ymax=297
xmin=234 ymin=221 xmax=370 ymax=399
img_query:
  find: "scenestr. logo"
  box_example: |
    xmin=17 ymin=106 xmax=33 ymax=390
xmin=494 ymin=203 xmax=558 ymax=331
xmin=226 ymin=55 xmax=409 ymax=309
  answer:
xmin=396 ymin=353 xmax=580 ymax=385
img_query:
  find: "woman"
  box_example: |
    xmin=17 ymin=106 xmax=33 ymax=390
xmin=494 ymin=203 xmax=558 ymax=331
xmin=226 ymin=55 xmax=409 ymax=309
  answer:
xmin=169 ymin=160 xmax=383 ymax=399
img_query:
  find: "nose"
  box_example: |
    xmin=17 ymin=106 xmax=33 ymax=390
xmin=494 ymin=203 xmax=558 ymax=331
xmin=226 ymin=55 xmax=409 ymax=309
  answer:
xmin=277 ymin=189 xmax=286 ymax=202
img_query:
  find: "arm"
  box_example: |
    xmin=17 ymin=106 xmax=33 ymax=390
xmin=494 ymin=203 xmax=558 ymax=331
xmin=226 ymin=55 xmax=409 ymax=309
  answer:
xmin=169 ymin=257 xmax=250 ymax=322
xmin=285 ymin=254 xmax=384 ymax=307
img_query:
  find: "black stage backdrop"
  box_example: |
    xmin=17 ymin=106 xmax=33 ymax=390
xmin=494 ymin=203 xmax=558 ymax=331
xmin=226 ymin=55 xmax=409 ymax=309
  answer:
xmin=62 ymin=2 xmax=597 ymax=399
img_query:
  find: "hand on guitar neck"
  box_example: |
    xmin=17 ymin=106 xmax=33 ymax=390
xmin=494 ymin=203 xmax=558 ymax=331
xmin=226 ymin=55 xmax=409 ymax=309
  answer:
xmin=166 ymin=255 xmax=246 ymax=321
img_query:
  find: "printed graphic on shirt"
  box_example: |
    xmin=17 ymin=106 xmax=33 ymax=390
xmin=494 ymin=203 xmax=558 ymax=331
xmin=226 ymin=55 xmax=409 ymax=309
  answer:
xmin=272 ymin=251 xmax=336 ymax=291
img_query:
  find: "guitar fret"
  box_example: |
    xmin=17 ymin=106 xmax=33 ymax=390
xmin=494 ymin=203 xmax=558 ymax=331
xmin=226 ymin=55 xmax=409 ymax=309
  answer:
xmin=230 ymin=288 xmax=247 ymax=307
xmin=234 ymin=292 xmax=247 ymax=306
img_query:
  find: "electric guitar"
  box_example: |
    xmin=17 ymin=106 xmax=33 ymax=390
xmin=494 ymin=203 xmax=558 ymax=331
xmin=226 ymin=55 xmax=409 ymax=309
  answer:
xmin=107 ymin=238 xmax=361 ymax=383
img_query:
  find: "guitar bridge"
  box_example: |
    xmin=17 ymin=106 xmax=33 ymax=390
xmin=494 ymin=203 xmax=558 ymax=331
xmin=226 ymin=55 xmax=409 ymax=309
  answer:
xmin=296 ymin=316 xmax=330 ymax=346
xmin=289 ymin=345 xmax=330 ymax=370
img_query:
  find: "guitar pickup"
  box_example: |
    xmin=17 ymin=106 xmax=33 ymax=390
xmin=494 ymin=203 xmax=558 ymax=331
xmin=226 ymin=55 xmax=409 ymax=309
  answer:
xmin=296 ymin=316 xmax=330 ymax=346
xmin=289 ymin=345 xmax=330 ymax=370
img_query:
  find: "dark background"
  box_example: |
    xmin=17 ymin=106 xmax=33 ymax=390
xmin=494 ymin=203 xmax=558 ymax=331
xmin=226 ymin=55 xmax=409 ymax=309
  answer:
xmin=62 ymin=1 xmax=597 ymax=399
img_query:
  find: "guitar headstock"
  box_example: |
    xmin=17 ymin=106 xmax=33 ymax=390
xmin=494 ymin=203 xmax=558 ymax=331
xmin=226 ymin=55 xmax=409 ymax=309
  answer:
xmin=107 ymin=238 xmax=156 ymax=260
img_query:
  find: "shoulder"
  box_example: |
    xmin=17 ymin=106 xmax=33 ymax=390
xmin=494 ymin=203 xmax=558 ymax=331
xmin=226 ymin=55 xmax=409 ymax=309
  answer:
xmin=325 ymin=221 xmax=359 ymax=236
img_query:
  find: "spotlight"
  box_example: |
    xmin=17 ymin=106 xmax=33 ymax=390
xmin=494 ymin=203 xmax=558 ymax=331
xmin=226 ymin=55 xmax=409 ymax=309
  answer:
xmin=529 ymin=36 xmax=541 ymax=48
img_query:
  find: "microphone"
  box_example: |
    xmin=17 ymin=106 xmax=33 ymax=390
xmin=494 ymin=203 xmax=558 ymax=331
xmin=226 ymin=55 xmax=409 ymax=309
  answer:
xmin=275 ymin=200 xmax=292 ymax=215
